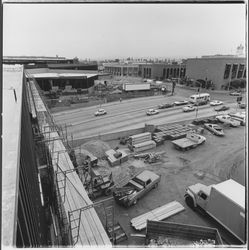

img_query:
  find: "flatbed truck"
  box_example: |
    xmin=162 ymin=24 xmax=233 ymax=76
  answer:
xmin=172 ymin=133 xmax=206 ymax=151
xmin=184 ymin=179 xmax=245 ymax=244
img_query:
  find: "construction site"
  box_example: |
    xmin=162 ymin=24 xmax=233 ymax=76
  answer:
xmin=2 ymin=63 xmax=246 ymax=247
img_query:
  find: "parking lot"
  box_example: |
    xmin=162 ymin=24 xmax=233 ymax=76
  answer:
xmin=92 ymin=121 xmax=245 ymax=246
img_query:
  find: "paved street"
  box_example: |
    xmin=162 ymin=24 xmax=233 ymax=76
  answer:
xmin=53 ymin=88 xmax=241 ymax=139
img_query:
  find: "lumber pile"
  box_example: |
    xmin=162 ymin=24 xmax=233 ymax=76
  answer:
xmin=105 ymin=149 xmax=128 ymax=167
xmin=128 ymin=132 xmax=156 ymax=152
xmin=155 ymin=124 xmax=193 ymax=140
xmin=130 ymin=201 xmax=185 ymax=231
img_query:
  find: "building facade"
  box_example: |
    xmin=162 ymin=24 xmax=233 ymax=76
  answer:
xmin=104 ymin=62 xmax=186 ymax=80
xmin=104 ymin=63 xmax=139 ymax=77
xmin=185 ymin=56 xmax=246 ymax=89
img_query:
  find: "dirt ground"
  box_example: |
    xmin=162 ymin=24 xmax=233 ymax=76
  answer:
xmin=87 ymin=123 xmax=246 ymax=246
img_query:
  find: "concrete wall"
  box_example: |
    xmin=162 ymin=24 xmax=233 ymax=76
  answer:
xmin=186 ymin=57 xmax=246 ymax=89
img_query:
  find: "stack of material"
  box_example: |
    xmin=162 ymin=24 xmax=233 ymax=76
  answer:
xmin=130 ymin=201 xmax=185 ymax=231
xmin=128 ymin=132 xmax=156 ymax=152
xmin=133 ymin=141 xmax=156 ymax=153
xmin=156 ymin=124 xmax=193 ymax=140
xmin=152 ymin=132 xmax=165 ymax=146
xmin=105 ymin=149 xmax=128 ymax=167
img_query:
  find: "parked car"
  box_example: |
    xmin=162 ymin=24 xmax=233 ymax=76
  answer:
xmin=214 ymin=105 xmax=230 ymax=112
xmin=239 ymin=103 xmax=246 ymax=109
xmin=182 ymin=105 xmax=196 ymax=112
xmin=229 ymin=91 xmax=242 ymax=96
xmin=158 ymin=103 xmax=174 ymax=109
xmin=216 ymin=115 xmax=240 ymax=127
xmin=146 ymin=109 xmax=159 ymax=116
xmin=204 ymin=123 xmax=224 ymax=136
xmin=174 ymin=100 xmax=189 ymax=106
xmin=192 ymin=118 xmax=209 ymax=125
xmin=94 ymin=108 xmax=107 ymax=116
xmin=210 ymin=100 xmax=223 ymax=106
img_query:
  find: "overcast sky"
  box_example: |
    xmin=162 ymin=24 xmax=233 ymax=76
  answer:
xmin=3 ymin=3 xmax=246 ymax=60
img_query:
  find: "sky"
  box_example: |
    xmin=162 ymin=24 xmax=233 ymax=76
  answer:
xmin=3 ymin=3 xmax=246 ymax=60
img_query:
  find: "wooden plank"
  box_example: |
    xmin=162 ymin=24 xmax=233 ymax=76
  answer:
xmin=131 ymin=201 xmax=185 ymax=230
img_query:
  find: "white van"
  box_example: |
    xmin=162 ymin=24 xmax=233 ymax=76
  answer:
xmin=189 ymin=93 xmax=210 ymax=104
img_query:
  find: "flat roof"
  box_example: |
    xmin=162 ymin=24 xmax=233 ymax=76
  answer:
xmin=27 ymin=72 xmax=98 ymax=79
xmin=213 ymin=179 xmax=245 ymax=209
xmin=2 ymin=65 xmax=24 ymax=246
xmin=3 ymin=56 xmax=70 ymax=61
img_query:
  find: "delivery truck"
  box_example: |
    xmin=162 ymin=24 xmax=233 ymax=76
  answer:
xmin=184 ymin=179 xmax=245 ymax=243
xmin=122 ymin=83 xmax=150 ymax=91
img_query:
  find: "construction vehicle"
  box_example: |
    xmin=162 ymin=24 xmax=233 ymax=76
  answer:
xmin=145 ymin=220 xmax=223 ymax=246
xmin=172 ymin=132 xmax=206 ymax=151
xmin=113 ymin=170 xmax=160 ymax=207
xmin=84 ymin=168 xmax=114 ymax=199
xmin=184 ymin=179 xmax=245 ymax=243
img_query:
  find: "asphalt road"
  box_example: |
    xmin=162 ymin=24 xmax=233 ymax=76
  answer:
xmin=52 ymin=88 xmax=243 ymax=139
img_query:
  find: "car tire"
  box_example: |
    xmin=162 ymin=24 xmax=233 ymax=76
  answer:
xmin=153 ymin=183 xmax=158 ymax=189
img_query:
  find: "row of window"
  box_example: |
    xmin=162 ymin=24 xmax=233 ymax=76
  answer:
xmin=224 ymin=64 xmax=246 ymax=79
xmin=163 ymin=67 xmax=186 ymax=78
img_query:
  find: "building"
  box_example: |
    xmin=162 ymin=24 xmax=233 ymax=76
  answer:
xmin=2 ymin=64 xmax=111 ymax=247
xmin=2 ymin=65 xmax=47 ymax=246
xmin=26 ymin=68 xmax=98 ymax=91
xmin=138 ymin=62 xmax=186 ymax=80
xmin=104 ymin=63 xmax=139 ymax=77
xmin=103 ymin=62 xmax=186 ymax=80
xmin=185 ymin=55 xmax=246 ymax=89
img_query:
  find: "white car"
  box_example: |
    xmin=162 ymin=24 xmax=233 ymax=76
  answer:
xmin=174 ymin=100 xmax=189 ymax=106
xmin=94 ymin=108 xmax=107 ymax=116
xmin=182 ymin=105 xmax=196 ymax=112
xmin=229 ymin=91 xmax=241 ymax=96
xmin=146 ymin=109 xmax=159 ymax=116
xmin=216 ymin=115 xmax=240 ymax=127
xmin=210 ymin=100 xmax=223 ymax=106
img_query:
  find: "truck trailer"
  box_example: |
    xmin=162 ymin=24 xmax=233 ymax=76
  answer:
xmin=185 ymin=179 xmax=245 ymax=243
xmin=122 ymin=83 xmax=150 ymax=91
xmin=145 ymin=220 xmax=223 ymax=246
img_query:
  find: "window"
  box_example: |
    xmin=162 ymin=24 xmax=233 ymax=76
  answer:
xmin=237 ymin=64 xmax=244 ymax=79
xmin=243 ymin=68 xmax=246 ymax=78
xmin=224 ymin=64 xmax=231 ymax=79
xmin=231 ymin=64 xmax=238 ymax=79
xmin=199 ymin=192 xmax=207 ymax=200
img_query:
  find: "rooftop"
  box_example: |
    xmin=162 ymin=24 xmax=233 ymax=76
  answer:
xmin=2 ymin=64 xmax=24 ymax=246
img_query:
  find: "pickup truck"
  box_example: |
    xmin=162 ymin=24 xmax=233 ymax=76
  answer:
xmin=184 ymin=179 xmax=245 ymax=244
xmin=113 ymin=170 xmax=160 ymax=207
xmin=172 ymin=133 xmax=206 ymax=151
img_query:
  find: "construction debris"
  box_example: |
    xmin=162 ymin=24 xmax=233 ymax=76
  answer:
xmin=134 ymin=152 xmax=161 ymax=163
xmin=81 ymin=140 xmax=111 ymax=159
xmin=130 ymin=201 xmax=185 ymax=231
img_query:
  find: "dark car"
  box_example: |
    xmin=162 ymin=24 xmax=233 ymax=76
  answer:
xmin=158 ymin=103 xmax=174 ymax=109
xmin=193 ymin=100 xmax=208 ymax=106
xmin=192 ymin=118 xmax=209 ymax=125
xmin=239 ymin=103 xmax=246 ymax=109
xmin=214 ymin=105 xmax=230 ymax=112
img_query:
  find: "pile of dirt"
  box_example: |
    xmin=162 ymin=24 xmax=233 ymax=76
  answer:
xmin=80 ymin=140 xmax=111 ymax=158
